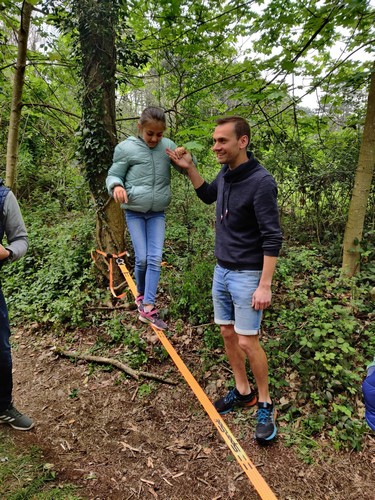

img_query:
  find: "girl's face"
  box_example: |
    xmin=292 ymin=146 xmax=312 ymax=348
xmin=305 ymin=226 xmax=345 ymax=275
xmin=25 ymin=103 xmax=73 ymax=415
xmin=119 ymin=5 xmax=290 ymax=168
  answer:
xmin=138 ymin=120 xmax=165 ymax=148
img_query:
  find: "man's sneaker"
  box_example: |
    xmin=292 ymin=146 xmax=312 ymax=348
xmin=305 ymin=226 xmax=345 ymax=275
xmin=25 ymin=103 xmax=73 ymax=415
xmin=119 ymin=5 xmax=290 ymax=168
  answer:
xmin=139 ymin=307 xmax=168 ymax=330
xmin=214 ymin=387 xmax=257 ymax=415
xmin=0 ymin=404 xmax=34 ymax=431
xmin=255 ymin=402 xmax=277 ymax=444
xmin=135 ymin=294 xmax=144 ymax=312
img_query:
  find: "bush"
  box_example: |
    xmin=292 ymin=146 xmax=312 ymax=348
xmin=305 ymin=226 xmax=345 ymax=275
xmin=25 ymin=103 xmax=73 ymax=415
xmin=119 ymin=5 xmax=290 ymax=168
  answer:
xmin=264 ymin=245 xmax=374 ymax=450
xmin=3 ymin=206 xmax=102 ymax=327
xmin=165 ymin=259 xmax=215 ymax=325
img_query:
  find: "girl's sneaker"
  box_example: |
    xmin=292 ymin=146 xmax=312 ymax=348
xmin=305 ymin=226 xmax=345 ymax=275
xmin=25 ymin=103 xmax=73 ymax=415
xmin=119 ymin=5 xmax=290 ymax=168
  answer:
xmin=139 ymin=307 xmax=167 ymax=330
xmin=135 ymin=294 xmax=144 ymax=312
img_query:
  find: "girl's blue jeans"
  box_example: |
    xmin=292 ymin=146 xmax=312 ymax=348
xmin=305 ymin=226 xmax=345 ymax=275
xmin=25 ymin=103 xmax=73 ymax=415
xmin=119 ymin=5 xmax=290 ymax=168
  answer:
xmin=125 ymin=210 xmax=165 ymax=306
xmin=0 ymin=287 xmax=12 ymax=411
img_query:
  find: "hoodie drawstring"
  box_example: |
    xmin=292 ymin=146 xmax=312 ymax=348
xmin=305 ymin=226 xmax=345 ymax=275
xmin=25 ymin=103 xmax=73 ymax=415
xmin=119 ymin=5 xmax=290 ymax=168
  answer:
xmin=221 ymin=183 xmax=231 ymax=222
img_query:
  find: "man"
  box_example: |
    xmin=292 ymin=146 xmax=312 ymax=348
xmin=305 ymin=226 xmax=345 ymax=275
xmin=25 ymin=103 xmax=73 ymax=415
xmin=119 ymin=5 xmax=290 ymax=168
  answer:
xmin=167 ymin=117 xmax=282 ymax=444
xmin=0 ymin=179 xmax=33 ymax=430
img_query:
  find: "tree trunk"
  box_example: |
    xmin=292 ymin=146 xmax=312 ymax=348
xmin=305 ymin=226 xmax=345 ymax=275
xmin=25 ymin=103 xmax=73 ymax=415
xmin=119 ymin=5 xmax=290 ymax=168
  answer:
xmin=76 ymin=0 xmax=126 ymax=275
xmin=5 ymin=1 xmax=33 ymax=192
xmin=342 ymin=64 xmax=375 ymax=277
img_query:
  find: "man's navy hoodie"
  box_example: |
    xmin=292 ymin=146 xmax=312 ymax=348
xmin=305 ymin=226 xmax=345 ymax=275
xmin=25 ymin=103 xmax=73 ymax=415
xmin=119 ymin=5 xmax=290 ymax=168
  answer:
xmin=195 ymin=152 xmax=282 ymax=270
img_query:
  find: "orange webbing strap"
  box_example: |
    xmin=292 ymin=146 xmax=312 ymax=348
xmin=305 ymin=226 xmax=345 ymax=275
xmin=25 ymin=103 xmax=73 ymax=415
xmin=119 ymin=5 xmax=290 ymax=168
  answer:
xmin=91 ymin=249 xmax=130 ymax=299
xmin=115 ymin=257 xmax=277 ymax=500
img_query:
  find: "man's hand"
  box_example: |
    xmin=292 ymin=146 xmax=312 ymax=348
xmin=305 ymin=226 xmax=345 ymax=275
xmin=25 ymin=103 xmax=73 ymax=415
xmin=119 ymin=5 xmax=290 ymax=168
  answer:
xmin=113 ymin=185 xmax=128 ymax=204
xmin=0 ymin=244 xmax=10 ymax=261
xmin=252 ymin=284 xmax=272 ymax=311
xmin=252 ymin=255 xmax=277 ymax=310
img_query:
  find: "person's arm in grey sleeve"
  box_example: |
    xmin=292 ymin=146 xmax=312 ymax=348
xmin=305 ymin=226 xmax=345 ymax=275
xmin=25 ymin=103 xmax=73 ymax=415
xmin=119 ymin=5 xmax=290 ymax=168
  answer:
xmin=1 ymin=191 xmax=28 ymax=262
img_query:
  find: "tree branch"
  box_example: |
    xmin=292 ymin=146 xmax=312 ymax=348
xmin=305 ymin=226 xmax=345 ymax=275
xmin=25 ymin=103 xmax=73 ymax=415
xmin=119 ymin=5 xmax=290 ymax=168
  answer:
xmin=21 ymin=102 xmax=80 ymax=118
xmin=56 ymin=349 xmax=178 ymax=385
xmin=257 ymin=3 xmax=345 ymax=93
xmin=291 ymin=3 xmax=344 ymax=63
xmin=172 ymin=69 xmax=247 ymax=107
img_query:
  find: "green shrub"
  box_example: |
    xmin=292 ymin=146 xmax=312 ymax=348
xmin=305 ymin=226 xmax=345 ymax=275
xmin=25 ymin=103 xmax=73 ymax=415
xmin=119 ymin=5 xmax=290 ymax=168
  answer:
xmin=3 ymin=207 xmax=101 ymax=327
xmin=165 ymin=259 xmax=215 ymax=325
xmin=264 ymin=245 xmax=374 ymax=450
xmin=103 ymin=315 xmax=148 ymax=369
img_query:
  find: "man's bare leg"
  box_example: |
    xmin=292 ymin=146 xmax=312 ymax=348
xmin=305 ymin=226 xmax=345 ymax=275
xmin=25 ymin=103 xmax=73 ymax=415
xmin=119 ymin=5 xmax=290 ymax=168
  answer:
xmin=237 ymin=334 xmax=271 ymax=404
xmin=220 ymin=324 xmax=252 ymax=395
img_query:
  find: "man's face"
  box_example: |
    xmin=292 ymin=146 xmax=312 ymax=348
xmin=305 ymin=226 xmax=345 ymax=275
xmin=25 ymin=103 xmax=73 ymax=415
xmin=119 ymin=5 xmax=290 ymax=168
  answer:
xmin=211 ymin=123 xmax=247 ymax=168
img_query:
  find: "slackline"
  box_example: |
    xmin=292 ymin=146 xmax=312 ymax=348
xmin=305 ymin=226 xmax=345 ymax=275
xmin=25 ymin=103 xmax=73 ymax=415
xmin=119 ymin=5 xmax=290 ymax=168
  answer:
xmin=94 ymin=250 xmax=277 ymax=500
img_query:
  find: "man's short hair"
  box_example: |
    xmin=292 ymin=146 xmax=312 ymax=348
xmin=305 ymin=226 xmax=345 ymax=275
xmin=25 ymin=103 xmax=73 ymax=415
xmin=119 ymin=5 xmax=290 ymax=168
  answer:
xmin=216 ymin=116 xmax=250 ymax=146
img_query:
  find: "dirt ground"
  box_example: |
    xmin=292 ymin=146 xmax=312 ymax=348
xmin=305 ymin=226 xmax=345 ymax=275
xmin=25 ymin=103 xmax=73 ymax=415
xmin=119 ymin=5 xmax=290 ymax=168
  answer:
xmin=5 ymin=318 xmax=375 ymax=500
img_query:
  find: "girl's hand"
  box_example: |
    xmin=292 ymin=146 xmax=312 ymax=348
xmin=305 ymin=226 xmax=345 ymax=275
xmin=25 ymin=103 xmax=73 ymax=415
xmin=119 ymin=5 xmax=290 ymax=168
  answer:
xmin=174 ymin=146 xmax=187 ymax=159
xmin=166 ymin=148 xmax=194 ymax=169
xmin=113 ymin=185 xmax=128 ymax=204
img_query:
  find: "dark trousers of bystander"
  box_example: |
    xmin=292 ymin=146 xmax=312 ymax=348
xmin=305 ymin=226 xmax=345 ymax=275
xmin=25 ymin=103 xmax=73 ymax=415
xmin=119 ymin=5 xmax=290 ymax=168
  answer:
xmin=0 ymin=287 xmax=12 ymax=411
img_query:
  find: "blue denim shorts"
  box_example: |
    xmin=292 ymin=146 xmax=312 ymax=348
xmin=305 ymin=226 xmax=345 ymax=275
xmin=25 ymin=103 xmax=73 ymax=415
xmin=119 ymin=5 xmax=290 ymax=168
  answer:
xmin=212 ymin=264 xmax=262 ymax=335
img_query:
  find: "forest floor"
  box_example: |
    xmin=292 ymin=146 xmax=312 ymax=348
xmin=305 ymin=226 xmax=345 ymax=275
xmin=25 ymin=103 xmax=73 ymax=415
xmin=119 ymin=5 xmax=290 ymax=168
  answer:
xmin=4 ymin=316 xmax=375 ymax=500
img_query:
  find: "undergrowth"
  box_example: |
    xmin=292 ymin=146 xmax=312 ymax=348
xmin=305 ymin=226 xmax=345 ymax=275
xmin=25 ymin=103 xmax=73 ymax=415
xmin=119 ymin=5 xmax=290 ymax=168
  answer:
xmin=3 ymin=204 xmax=103 ymax=327
xmin=0 ymin=431 xmax=81 ymax=499
xmin=102 ymin=314 xmax=149 ymax=369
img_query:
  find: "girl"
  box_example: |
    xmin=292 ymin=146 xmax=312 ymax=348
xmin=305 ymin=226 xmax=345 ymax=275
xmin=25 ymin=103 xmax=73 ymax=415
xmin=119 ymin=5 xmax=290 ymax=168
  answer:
xmin=106 ymin=107 xmax=186 ymax=330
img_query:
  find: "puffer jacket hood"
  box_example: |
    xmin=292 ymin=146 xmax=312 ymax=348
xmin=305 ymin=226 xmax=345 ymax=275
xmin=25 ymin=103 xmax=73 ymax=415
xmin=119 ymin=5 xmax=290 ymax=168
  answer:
xmin=106 ymin=135 xmax=178 ymax=213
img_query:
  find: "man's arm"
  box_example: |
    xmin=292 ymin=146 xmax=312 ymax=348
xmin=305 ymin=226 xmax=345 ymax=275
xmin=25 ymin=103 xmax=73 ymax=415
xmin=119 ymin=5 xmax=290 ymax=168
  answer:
xmin=166 ymin=148 xmax=204 ymax=189
xmin=252 ymin=255 xmax=278 ymax=311
xmin=252 ymin=175 xmax=282 ymax=310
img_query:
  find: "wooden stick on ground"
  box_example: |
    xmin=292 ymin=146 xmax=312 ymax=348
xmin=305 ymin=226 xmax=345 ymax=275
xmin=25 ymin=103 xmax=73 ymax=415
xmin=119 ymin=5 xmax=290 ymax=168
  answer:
xmin=56 ymin=349 xmax=177 ymax=385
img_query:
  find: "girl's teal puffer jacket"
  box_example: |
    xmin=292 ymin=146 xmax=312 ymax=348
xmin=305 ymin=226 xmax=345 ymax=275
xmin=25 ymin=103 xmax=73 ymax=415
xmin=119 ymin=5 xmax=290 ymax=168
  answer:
xmin=106 ymin=136 xmax=180 ymax=213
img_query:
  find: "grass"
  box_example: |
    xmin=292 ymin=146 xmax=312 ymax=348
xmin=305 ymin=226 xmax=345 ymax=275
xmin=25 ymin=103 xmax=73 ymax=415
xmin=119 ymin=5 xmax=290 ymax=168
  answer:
xmin=0 ymin=429 xmax=82 ymax=499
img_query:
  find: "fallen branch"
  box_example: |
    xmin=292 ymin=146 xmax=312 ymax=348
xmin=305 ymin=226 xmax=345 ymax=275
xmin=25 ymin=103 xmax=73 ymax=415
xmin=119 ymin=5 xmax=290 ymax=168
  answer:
xmin=84 ymin=305 xmax=134 ymax=311
xmin=56 ymin=349 xmax=177 ymax=385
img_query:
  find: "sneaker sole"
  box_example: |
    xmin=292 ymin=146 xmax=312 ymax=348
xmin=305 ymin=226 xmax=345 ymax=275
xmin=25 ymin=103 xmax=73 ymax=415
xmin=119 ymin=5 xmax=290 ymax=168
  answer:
xmin=0 ymin=420 xmax=35 ymax=431
xmin=11 ymin=422 xmax=35 ymax=431
xmin=216 ymin=395 xmax=258 ymax=415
